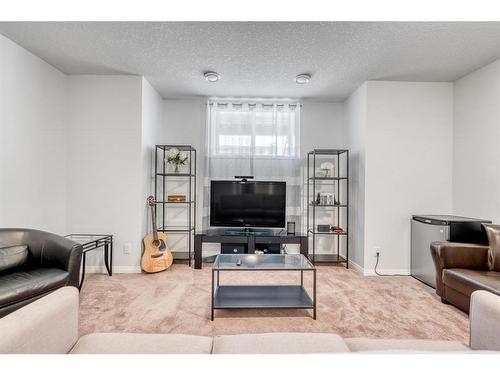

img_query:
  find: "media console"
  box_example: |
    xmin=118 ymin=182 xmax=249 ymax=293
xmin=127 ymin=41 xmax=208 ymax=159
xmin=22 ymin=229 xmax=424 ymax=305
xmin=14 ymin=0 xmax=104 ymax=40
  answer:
xmin=194 ymin=229 xmax=308 ymax=269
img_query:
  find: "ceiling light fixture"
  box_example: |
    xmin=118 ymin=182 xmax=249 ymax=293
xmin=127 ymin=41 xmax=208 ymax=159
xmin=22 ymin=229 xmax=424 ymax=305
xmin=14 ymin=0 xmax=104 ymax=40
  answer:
xmin=204 ymin=71 xmax=221 ymax=82
xmin=295 ymin=73 xmax=311 ymax=84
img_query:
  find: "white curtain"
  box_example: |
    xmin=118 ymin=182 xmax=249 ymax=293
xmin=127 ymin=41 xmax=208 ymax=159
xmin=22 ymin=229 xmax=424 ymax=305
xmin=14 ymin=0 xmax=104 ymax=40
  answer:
xmin=203 ymin=100 xmax=301 ymax=229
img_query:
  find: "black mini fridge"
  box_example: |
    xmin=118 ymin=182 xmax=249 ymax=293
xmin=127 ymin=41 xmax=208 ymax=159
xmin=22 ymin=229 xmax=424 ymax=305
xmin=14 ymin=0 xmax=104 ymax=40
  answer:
xmin=411 ymin=215 xmax=491 ymax=288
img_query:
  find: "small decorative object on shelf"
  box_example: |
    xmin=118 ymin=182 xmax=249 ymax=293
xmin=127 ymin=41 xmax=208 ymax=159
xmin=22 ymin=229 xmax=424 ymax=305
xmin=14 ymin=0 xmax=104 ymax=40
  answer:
xmin=312 ymin=192 xmax=335 ymax=205
xmin=307 ymin=149 xmax=349 ymax=267
xmin=320 ymin=193 xmax=335 ymax=205
xmin=317 ymin=224 xmax=331 ymax=232
xmin=331 ymin=226 xmax=345 ymax=234
xmin=165 ymin=147 xmax=189 ymax=173
xmin=167 ymin=195 xmax=187 ymax=202
xmin=320 ymin=161 xmax=334 ymax=177
xmin=314 ymin=193 xmax=321 ymax=204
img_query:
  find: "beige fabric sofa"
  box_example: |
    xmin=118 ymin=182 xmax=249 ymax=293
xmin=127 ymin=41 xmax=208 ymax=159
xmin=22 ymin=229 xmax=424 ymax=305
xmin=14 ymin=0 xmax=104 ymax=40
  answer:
xmin=1 ymin=287 xmax=499 ymax=354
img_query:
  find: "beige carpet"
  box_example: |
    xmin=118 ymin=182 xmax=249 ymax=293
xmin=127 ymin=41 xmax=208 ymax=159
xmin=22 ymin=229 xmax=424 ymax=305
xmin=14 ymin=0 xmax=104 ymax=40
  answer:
xmin=79 ymin=264 xmax=469 ymax=343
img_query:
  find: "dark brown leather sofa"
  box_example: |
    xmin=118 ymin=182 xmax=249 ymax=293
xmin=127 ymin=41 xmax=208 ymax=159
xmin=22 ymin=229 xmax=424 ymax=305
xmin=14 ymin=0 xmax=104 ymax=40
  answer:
xmin=431 ymin=224 xmax=500 ymax=313
xmin=0 ymin=229 xmax=82 ymax=317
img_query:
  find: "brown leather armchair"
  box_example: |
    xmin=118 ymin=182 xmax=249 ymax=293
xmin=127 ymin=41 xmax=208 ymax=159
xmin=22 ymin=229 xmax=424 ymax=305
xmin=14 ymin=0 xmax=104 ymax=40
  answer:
xmin=431 ymin=224 xmax=500 ymax=313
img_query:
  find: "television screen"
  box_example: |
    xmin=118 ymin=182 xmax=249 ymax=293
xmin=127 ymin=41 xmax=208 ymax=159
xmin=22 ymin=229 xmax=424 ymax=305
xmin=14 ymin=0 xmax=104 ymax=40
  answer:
xmin=210 ymin=180 xmax=286 ymax=228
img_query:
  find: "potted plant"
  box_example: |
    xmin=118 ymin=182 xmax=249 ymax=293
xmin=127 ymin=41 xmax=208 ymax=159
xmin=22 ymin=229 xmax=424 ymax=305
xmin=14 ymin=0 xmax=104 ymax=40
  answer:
xmin=320 ymin=162 xmax=334 ymax=177
xmin=165 ymin=147 xmax=188 ymax=173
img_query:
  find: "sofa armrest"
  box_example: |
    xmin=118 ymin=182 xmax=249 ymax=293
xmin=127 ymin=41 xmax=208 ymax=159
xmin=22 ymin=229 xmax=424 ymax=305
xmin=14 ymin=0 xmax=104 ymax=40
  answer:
xmin=470 ymin=290 xmax=500 ymax=351
xmin=0 ymin=287 xmax=79 ymax=353
xmin=430 ymin=241 xmax=489 ymax=297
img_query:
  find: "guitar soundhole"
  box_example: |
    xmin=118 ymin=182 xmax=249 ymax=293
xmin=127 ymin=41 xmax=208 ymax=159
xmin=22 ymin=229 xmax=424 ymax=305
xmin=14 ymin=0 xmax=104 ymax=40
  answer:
xmin=152 ymin=239 xmax=166 ymax=251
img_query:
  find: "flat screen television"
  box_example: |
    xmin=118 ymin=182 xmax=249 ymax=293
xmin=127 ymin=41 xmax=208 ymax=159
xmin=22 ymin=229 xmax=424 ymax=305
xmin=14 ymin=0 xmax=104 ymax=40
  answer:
xmin=210 ymin=180 xmax=286 ymax=228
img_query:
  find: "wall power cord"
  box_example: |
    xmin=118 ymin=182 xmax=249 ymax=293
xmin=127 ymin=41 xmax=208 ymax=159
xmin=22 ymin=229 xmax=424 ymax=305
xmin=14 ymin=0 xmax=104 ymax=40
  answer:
xmin=374 ymin=252 xmax=408 ymax=277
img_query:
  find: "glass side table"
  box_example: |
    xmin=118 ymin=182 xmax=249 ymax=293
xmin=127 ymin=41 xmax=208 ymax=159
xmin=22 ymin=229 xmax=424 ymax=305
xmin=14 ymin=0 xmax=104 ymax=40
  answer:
xmin=65 ymin=234 xmax=113 ymax=290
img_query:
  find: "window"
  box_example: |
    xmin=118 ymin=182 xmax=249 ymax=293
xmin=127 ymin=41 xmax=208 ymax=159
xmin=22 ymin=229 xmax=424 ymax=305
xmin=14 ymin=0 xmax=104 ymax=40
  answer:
xmin=204 ymin=101 xmax=302 ymax=229
xmin=208 ymin=102 xmax=300 ymax=158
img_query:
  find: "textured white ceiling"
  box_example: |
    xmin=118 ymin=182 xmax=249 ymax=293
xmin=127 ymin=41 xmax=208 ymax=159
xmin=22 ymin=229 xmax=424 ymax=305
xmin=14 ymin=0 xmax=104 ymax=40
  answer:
xmin=1 ymin=22 xmax=500 ymax=100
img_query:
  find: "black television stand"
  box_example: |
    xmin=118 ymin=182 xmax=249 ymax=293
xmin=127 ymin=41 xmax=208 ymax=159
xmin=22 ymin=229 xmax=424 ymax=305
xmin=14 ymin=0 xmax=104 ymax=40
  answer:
xmin=193 ymin=229 xmax=308 ymax=269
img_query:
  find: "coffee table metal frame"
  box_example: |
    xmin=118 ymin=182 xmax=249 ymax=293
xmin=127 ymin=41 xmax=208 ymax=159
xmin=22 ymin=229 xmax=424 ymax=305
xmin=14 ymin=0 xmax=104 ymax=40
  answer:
xmin=211 ymin=254 xmax=316 ymax=321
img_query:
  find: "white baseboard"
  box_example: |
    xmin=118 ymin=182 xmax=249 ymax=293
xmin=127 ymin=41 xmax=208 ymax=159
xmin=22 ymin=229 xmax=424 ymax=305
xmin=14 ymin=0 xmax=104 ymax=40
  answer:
xmin=347 ymin=260 xmax=364 ymax=274
xmin=85 ymin=266 xmax=141 ymax=274
xmin=84 ymin=263 xmax=410 ymax=276
xmin=363 ymin=268 xmax=410 ymax=276
xmin=345 ymin=260 xmax=410 ymax=276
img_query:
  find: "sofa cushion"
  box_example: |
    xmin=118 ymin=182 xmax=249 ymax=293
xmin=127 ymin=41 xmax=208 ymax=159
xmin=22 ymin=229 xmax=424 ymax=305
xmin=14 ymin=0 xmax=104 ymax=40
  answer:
xmin=212 ymin=332 xmax=350 ymax=354
xmin=0 ymin=268 xmax=69 ymax=308
xmin=470 ymin=290 xmax=500 ymax=351
xmin=344 ymin=338 xmax=469 ymax=352
xmin=70 ymin=333 xmax=213 ymax=354
xmin=443 ymin=268 xmax=500 ymax=297
xmin=0 ymin=287 xmax=79 ymax=354
xmin=0 ymin=245 xmax=28 ymax=272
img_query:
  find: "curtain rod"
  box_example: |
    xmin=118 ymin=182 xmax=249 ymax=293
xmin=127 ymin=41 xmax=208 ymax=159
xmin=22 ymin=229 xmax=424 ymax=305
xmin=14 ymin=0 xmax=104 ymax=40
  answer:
xmin=207 ymin=101 xmax=302 ymax=107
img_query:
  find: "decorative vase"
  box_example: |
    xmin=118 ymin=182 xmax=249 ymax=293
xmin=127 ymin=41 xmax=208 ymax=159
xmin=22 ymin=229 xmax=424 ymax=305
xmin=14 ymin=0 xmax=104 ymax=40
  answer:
xmin=174 ymin=164 xmax=180 ymax=173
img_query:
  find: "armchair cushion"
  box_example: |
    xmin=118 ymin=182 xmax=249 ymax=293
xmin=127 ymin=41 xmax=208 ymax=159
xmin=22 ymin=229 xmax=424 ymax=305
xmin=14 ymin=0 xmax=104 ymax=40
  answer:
xmin=0 ymin=245 xmax=28 ymax=272
xmin=443 ymin=269 xmax=500 ymax=297
xmin=0 ymin=268 xmax=68 ymax=308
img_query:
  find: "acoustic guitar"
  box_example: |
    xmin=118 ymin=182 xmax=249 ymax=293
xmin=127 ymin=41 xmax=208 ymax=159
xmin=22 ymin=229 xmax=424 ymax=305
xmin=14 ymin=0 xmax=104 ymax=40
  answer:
xmin=141 ymin=196 xmax=173 ymax=273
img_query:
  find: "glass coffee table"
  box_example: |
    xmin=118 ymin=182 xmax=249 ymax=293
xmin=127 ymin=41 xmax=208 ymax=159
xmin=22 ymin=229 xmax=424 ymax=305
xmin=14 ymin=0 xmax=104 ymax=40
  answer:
xmin=211 ymin=254 xmax=316 ymax=320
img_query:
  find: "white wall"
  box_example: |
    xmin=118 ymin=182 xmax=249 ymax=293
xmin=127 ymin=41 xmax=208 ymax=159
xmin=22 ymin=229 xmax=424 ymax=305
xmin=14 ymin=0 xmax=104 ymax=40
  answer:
xmin=66 ymin=75 xmax=144 ymax=271
xmin=345 ymin=83 xmax=368 ymax=270
xmin=161 ymin=98 xmax=206 ymax=232
xmin=453 ymin=59 xmax=500 ymax=224
xmin=160 ymin=99 xmax=206 ymax=258
xmin=0 ymin=34 xmax=68 ymax=234
xmin=300 ymin=101 xmax=347 ymax=256
xmin=300 ymin=101 xmax=346 ymax=154
xmin=141 ymin=78 xmax=164 ymax=238
xmin=363 ymin=81 xmax=454 ymax=274
xmin=0 ymin=37 xmax=162 ymax=272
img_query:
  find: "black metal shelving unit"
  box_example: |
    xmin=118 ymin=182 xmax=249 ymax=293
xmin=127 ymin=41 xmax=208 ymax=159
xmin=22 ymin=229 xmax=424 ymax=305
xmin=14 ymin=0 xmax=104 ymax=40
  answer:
xmin=306 ymin=149 xmax=349 ymax=267
xmin=154 ymin=145 xmax=197 ymax=266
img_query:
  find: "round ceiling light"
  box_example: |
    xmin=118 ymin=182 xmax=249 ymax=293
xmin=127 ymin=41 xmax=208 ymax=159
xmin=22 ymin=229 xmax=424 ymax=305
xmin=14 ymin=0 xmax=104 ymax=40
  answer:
xmin=295 ymin=73 xmax=311 ymax=84
xmin=204 ymin=71 xmax=221 ymax=82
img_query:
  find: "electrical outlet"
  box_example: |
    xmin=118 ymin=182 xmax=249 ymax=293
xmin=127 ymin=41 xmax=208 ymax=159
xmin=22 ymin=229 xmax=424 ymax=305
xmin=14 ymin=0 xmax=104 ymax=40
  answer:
xmin=374 ymin=246 xmax=381 ymax=257
xmin=123 ymin=243 xmax=132 ymax=254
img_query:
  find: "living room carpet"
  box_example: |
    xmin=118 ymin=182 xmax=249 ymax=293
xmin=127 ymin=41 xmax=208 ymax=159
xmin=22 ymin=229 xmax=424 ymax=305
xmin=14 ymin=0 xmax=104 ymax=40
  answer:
xmin=79 ymin=264 xmax=469 ymax=343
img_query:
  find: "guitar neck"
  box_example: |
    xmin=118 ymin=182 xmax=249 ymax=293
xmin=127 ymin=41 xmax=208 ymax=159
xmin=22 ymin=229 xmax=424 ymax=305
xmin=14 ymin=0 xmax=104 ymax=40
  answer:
xmin=151 ymin=204 xmax=158 ymax=240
